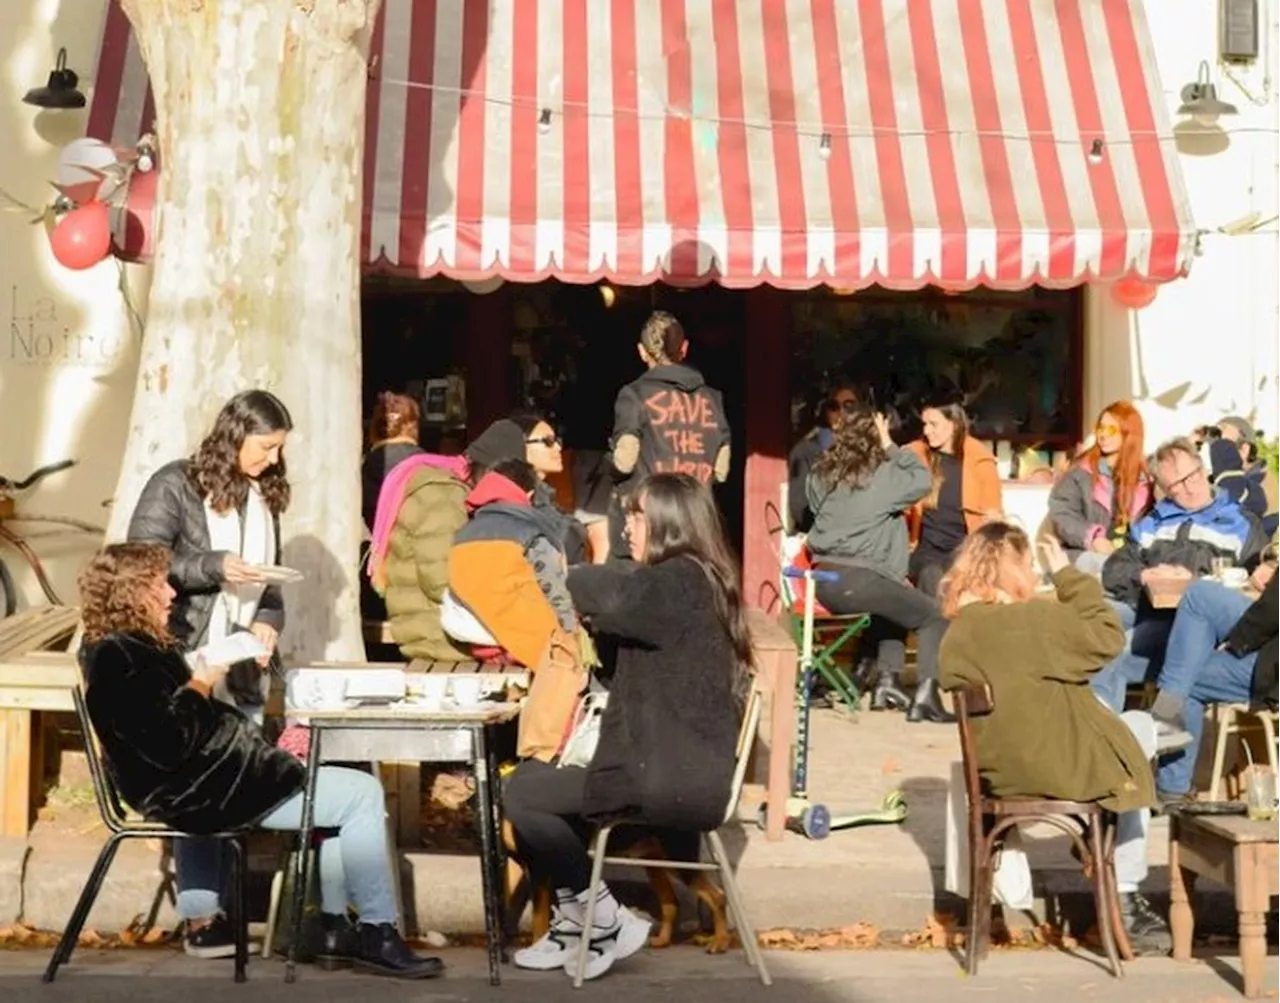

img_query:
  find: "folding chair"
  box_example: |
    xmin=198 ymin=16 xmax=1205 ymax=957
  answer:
xmin=570 ymin=684 xmax=772 ymax=989
xmin=43 ymin=687 xmax=251 ymax=983
xmin=765 ymin=497 xmax=867 ymax=714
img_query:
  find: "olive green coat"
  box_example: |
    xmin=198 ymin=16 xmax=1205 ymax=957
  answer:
xmin=383 ymin=465 xmax=471 ymax=662
xmin=939 ymin=568 xmax=1156 ymax=814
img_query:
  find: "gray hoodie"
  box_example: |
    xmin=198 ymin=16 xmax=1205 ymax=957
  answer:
xmin=805 ymin=448 xmax=932 ymax=579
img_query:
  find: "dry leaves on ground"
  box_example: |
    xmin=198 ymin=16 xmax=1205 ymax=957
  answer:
xmin=757 ymin=922 xmax=881 ymax=951
xmin=0 ymin=915 xmax=175 ymax=952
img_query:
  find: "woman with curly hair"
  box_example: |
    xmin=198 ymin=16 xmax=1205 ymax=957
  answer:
xmin=805 ymin=405 xmax=952 ymax=722
xmin=125 ymin=389 xmax=293 ymax=956
xmin=937 ymin=526 xmax=1170 ymax=955
xmin=77 ymin=543 xmax=443 ymax=978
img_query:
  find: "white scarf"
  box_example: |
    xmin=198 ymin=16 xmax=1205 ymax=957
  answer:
xmin=203 ymin=483 xmax=273 ymax=644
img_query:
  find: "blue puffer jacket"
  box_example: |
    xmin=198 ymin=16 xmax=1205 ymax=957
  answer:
xmin=1101 ymin=491 xmax=1267 ymax=607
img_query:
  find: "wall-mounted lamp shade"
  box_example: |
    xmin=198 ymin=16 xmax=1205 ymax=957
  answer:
xmin=23 ymin=48 xmax=86 ymax=109
xmin=1177 ymin=60 xmax=1239 ymax=125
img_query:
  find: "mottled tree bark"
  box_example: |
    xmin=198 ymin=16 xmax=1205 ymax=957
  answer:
xmin=109 ymin=0 xmax=383 ymax=660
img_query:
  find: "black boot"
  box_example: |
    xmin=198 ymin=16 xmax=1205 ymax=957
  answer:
xmin=868 ymin=672 xmax=910 ymax=712
xmin=1118 ymin=891 xmax=1172 ymax=956
xmin=314 ymin=913 xmax=360 ymax=971
xmin=906 ymin=679 xmax=955 ymax=724
xmin=353 ymin=922 xmax=445 ymax=979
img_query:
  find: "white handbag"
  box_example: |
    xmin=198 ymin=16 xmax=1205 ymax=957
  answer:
xmin=558 ymin=691 xmax=608 ymax=769
xmin=440 ymin=590 xmax=499 ymax=646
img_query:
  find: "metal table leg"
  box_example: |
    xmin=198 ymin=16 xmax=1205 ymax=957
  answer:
xmin=284 ymin=729 xmax=322 ymax=983
xmin=472 ymin=726 xmax=502 ymax=986
xmin=484 ymin=725 xmax=510 ymax=961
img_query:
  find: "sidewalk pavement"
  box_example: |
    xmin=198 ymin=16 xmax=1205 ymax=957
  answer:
xmin=4 ymin=708 xmax=1261 ymax=939
xmin=0 ymin=943 xmax=1271 ymax=1003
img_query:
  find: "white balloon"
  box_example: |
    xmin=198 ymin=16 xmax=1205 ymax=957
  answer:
xmin=462 ymin=276 xmax=505 ymax=295
xmin=55 ymin=138 xmax=118 ymax=189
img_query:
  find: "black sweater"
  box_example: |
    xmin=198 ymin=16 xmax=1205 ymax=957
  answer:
xmin=1226 ymin=575 xmax=1279 ymax=710
xmin=567 ymin=557 xmax=741 ymax=832
xmin=83 ymin=632 xmax=303 ymax=834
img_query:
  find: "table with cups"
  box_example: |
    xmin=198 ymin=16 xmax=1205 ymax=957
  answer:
xmin=281 ymin=665 xmax=525 ymax=986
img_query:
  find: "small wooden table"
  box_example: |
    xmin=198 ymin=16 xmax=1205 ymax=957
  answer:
xmin=745 ymin=608 xmax=797 ymax=842
xmin=1169 ymin=812 xmax=1279 ymax=998
xmin=284 ymin=704 xmax=521 ymax=987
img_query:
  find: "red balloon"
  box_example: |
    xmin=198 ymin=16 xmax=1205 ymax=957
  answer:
xmin=1110 ymin=276 xmax=1159 ymax=310
xmin=50 ymin=201 xmax=112 ymax=271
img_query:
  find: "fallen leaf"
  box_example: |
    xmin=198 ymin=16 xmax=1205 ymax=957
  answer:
xmin=78 ymin=929 xmax=106 ymax=947
xmin=880 ymin=757 xmax=901 ymax=776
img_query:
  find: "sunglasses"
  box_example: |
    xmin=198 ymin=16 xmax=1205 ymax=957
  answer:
xmin=526 ymin=435 xmax=561 ymax=448
xmin=1096 ymin=423 xmax=1121 ymax=437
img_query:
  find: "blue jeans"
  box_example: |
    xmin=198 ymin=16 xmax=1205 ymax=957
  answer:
xmin=1089 ymin=602 xmax=1171 ymax=712
xmin=175 ymin=767 xmax=397 ymax=925
xmin=1153 ymin=581 xmax=1257 ymax=795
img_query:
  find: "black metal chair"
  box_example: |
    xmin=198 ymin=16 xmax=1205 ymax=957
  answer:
xmin=43 ymin=687 xmax=251 ymax=983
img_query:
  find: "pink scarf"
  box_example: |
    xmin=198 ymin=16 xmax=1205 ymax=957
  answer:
xmin=366 ymin=452 xmax=469 ymax=595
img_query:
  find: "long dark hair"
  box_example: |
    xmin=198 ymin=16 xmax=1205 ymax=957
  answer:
xmin=920 ymin=395 xmax=969 ymax=510
xmin=812 ymin=404 xmax=886 ymax=489
xmin=189 ymin=390 xmax=293 ymax=515
xmin=629 ymin=473 xmax=753 ymax=688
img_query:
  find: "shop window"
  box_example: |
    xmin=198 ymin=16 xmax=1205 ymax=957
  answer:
xmin=790 ymin=287 xmax=1082 ymax=448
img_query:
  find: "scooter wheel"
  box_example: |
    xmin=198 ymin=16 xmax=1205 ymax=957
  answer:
xmin=801 ymin=804 xmax=831 ymax=840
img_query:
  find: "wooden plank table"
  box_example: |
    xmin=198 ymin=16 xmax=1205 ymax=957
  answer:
xmin=1169 ymin=812 xmax=1279 ymax=998
xmin=745 ymin=608 xmax=797 ymax=842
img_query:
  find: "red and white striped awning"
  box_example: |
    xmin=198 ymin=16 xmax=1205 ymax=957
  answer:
xmin=90 ymin=0 xmax=1195 ymax=290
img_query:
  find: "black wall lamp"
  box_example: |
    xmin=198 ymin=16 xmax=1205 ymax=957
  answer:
xmin=23 ymin=48 xmax=86 ymax=109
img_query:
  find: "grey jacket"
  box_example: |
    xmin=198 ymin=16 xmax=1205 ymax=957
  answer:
xmin=805 ymin=448 xmax=932 ymax=579
xmin=126 ymin=460 xmax=285 ymax=651
xmin=1048 ymin=462 xmax=1152 ymax=560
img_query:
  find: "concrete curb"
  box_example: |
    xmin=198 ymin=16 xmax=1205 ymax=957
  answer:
xmin=10 ymin=838 xmax=1256 ymax=942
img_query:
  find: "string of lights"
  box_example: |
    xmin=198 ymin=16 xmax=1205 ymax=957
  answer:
xmin=378 ymin=76 xmax=1280 ymax=146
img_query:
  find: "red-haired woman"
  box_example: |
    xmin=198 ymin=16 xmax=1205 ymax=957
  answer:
xmin=362 ymin=392 xmax=423 ymax=533
xmin=1049 ymin=401 xmax=1152 ymax=576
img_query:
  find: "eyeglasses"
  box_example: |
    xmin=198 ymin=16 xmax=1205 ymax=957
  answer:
xmin=526 ymin=435 xmax=561 ymax=448
xmin=1096 ymin=423 xmax=1121 ymax=437
xmin=1164 ymin=464 xmax=1205 ymax=494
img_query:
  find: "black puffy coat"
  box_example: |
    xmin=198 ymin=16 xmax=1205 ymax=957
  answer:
xmin=83 ymin=632 xmax=303 ymax=834
xmin=126 ymin=460 xmax=284 ymax=651
xmin=1226 ymin=575 xmax=1279 ymax=711
xmin=566 ymin=557 xmax=742 ymax=832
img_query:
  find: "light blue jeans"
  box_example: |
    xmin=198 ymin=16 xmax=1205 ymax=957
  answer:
xmin=1114 ymin=711 xmax=1156 ymax=892
xmin=1152 ymin=581 xmax=1256 ymax=795
xmin=175 ymin=766 xmax=397 ymax=926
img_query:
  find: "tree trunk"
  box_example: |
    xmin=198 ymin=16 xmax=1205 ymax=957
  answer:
xmin=108 ymin=0 xmax=382 ymax=662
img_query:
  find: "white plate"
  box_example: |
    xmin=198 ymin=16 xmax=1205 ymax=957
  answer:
xmin=253 ymin=565 xmax=304 ymax=584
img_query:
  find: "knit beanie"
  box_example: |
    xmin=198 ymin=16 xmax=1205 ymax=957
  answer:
xmin=465 ymin=419 xmax=527 ymax=474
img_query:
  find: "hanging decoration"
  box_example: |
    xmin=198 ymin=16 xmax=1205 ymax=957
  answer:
xmin=1110 ymin=276 xmax=1159 ymax=310
xmin=50 ymin=200 xmax=112 ymax=270
xmin=462 ymin=276 xmax=505 ymax=295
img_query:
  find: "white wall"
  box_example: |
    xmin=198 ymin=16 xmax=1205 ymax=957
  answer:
xmin=0 ymin=0 xmax=143 ymax=609
xmin=1086 ymin=0 xmax=1279 ymax=446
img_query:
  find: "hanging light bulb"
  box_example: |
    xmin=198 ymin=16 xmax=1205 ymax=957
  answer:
xmin=818 ymin=132 xmax=832 ymax=161
xmin=1087 ymin=138 xmax=1105 ymax=166
xmin=599 ymin=284 xmax=616 ymax=308
xmin=538 ymin=108 xmax=552 ymax=134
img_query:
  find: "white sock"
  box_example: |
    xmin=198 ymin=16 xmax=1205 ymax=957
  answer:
xmin=554 ymin=887 xmax=584 ymax=927
xmin=572 ymin=885 xmax=619 ymax=931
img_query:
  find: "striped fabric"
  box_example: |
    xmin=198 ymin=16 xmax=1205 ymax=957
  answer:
xmin=89 ymin=0 xmax=1195 ymax=289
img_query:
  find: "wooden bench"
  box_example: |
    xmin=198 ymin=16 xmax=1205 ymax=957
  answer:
xmin=0 ymin=605 xmax=81 ymax=838
xmin=1169 ymin=812 xmax=1279 ymax=998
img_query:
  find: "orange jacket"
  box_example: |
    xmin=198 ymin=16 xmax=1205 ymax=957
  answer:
xmin=905 ymin=437 xmax=1003 ymax=542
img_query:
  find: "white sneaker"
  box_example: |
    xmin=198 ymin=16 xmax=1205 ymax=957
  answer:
xmin=1155 ymin=720 xmax=1193 ymax=754
xmin=566 ymin=907 xmax=651 ymax=982
xmin=513 ymin=920 xmax=582 ymax=971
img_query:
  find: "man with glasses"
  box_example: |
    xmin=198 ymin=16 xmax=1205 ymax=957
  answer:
xmin=1090 ymin=437 xmax=1267 ymax=719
